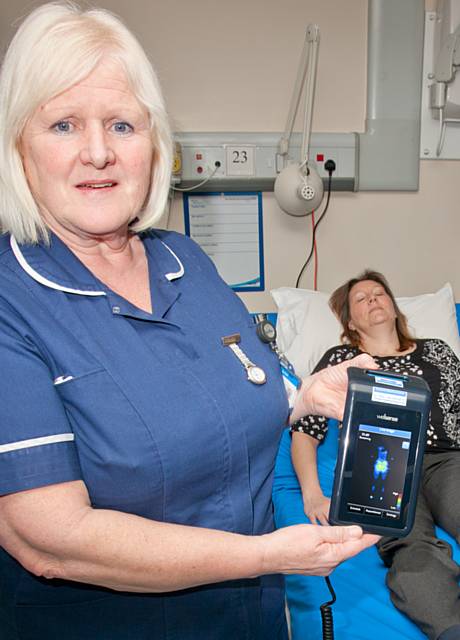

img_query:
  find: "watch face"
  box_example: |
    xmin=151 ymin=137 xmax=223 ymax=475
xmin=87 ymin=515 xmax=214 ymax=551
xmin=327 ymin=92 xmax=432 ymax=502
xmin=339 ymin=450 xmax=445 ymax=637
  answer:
xmin=247 ymin=366 xmax=267 ymax=385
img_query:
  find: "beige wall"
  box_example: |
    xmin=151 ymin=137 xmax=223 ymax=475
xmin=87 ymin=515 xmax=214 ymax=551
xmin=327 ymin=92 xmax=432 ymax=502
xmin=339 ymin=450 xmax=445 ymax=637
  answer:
xmin=1 ymin=0 xmax=459 ymax=311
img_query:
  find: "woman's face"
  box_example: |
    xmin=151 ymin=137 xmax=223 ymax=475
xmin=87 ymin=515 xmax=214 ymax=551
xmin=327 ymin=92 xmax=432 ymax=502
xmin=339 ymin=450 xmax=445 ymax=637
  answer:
xmin=348 ymin=279 xmax=397 ymax=335
xmin=20 ymin=58 xmax=154 ymax=242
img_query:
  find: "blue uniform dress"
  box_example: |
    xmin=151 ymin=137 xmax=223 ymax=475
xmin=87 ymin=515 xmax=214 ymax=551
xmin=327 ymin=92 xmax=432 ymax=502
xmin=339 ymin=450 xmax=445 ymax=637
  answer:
xmin=0 ymin=230 xmax=289 ymax=640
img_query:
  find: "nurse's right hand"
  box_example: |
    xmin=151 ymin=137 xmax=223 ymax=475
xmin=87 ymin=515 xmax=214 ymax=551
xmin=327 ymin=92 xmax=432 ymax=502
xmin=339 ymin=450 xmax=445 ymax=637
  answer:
xmin=261 ymin=524 xmax=380 ymax=577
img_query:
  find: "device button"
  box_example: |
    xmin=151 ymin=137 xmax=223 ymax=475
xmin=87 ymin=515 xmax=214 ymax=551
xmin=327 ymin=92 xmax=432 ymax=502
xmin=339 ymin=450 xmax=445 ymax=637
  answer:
xmin=384 ymin=511 xmax=399 ymax=519
xmin=347 ymin=504 xmax=364 ymax=513
xmin=364 ymin=507 xmax=383 ymax=517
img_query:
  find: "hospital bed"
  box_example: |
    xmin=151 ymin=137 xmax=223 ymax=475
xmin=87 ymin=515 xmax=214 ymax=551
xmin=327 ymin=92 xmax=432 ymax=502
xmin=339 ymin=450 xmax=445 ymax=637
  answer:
xmin=270 ymin=302 xmax=460 ymax=640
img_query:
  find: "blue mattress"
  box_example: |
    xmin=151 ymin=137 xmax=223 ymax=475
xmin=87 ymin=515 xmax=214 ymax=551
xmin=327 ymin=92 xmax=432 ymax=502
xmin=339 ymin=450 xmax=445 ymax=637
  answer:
xmin=271 ymin=304 xmax=460 ymax=640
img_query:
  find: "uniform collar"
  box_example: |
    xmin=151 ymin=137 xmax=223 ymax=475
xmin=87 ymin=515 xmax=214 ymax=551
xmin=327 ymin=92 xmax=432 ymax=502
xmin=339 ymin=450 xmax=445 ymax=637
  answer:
xmin=147 ymin=234 xmax=185 ymax=282
xmin=10 ymin=231 xmax=185 ymax=297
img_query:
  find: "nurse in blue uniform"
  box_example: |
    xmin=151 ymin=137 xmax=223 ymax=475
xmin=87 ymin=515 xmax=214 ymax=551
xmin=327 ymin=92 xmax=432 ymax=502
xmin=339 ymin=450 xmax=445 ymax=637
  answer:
xmin=0 ymin=4 xmax=378 ymax=639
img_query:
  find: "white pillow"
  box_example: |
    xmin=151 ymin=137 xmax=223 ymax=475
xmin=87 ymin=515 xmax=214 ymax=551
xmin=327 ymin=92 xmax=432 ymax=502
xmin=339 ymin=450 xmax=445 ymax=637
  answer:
xmin=271 ymin=283 xmax=460 ymax=377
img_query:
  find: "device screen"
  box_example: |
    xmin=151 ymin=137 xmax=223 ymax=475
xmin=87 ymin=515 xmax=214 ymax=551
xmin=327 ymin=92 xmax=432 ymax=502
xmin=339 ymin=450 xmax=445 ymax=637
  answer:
xmin=347 ymin=424 xmax=412 ymax=521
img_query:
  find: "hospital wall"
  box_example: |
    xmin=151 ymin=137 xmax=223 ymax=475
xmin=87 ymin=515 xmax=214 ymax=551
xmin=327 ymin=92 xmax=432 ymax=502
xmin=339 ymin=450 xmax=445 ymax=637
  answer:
xmin=1 ymin=0 xmax=458 ymax=311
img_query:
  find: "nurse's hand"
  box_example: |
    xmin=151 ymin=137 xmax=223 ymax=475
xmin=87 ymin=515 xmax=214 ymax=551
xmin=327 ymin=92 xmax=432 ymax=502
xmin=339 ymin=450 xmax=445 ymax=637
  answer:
xmin=290 ymin=353 xmax=377 ymax=424
xmin=261 ymin=523 xmax=380 ymax=577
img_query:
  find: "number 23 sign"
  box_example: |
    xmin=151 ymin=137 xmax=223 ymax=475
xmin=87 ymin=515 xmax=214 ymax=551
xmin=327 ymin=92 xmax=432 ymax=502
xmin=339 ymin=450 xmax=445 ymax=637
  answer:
xmin=225 ymin=145 xmax=255 ymax=176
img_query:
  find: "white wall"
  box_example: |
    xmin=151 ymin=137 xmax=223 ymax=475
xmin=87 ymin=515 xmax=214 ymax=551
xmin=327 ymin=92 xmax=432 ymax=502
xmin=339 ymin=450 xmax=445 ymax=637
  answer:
xmin=1 ymin=0 xmax=459 ymax=311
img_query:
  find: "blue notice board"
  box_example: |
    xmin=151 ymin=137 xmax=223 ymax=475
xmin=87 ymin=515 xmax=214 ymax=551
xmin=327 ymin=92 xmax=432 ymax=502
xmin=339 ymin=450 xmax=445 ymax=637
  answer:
xmin=183 ymin=192 xmax=264 ymax=292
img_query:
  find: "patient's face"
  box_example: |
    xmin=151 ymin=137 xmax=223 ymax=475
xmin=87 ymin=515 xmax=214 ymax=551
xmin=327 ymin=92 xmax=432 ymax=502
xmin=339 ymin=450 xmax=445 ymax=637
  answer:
xmin=348 ymin=279 xmax=397 ymax=334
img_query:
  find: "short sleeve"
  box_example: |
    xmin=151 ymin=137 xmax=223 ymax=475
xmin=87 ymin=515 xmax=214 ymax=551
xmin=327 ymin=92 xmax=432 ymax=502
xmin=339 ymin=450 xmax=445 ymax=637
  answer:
xmin=432 ymin=339 xmax=460 ymax=422
xmin=290 ymin=413 xmax=329 ymax=440
xmin=0 ymin=301 xmax=81 ymax=495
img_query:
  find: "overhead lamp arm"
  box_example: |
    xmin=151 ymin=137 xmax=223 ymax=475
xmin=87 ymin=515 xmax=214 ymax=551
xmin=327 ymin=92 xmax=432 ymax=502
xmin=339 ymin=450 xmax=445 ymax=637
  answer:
xmin=278 ymin=24 xmax=320 ymax=165
xmin=274 ymin=24 xmax=324 ymax=217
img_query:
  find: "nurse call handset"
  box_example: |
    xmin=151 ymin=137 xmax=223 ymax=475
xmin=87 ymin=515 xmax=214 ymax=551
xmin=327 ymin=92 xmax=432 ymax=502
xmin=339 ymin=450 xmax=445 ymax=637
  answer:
xmin=329 ymin=368 xmax=431 ymax=537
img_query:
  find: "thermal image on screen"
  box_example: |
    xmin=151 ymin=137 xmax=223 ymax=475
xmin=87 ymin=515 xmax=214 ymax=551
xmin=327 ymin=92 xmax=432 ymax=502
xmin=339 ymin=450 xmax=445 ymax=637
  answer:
xmin=348 ymin=425 xmax=411 ymax=517
xmin=370 ymin=445 xmax=390 ymax=501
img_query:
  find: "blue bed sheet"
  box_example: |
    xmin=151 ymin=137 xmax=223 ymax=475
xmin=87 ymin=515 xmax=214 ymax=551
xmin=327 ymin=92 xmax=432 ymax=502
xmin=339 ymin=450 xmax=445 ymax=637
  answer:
xmin=271 ymin=304 xmax=460 ymax=640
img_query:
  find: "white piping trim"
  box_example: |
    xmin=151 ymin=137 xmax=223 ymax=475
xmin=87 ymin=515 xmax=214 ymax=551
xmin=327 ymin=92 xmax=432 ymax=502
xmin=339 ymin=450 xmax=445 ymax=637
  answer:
xmin=160 ymin=240 xmax=185 ymax=281
xmin=0 ymin=433 xmax=75 ymax=454
xmin=10 ymin=236 xmax=106 ymax=297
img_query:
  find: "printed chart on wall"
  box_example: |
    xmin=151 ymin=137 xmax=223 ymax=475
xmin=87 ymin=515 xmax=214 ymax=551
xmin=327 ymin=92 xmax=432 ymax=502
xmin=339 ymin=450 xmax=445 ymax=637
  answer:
xmin=183 ymin=192 xmax=264 ymax=291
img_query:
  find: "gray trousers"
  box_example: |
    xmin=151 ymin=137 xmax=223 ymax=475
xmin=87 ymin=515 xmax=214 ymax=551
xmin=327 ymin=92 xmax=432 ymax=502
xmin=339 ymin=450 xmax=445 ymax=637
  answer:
xmin=378 ymin=451 xmax=460 ymax=640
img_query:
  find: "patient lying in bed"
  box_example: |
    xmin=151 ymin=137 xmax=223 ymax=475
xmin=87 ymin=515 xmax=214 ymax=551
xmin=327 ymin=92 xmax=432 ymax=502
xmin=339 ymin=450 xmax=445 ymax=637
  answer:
xmin=273 ymin=272 xmax=460 ymax=640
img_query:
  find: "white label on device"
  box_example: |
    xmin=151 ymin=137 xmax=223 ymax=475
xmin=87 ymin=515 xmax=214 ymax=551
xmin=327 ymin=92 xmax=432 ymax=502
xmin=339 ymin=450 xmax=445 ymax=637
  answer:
xmin=372 ymin=386 xmax=408 ymax=407
xmin=374 ymin=375 xmax=404 ymax=388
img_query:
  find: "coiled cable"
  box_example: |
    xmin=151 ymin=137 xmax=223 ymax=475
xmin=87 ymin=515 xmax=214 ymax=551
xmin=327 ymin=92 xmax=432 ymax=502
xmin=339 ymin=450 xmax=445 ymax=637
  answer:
xmin=320 ymin=575 xmax=336 ymax=640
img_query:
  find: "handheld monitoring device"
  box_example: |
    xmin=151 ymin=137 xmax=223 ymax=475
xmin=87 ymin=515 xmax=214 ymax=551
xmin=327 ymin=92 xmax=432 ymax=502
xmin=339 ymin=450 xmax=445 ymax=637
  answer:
xmin=329 ymin=368 xmax=431 ymax=537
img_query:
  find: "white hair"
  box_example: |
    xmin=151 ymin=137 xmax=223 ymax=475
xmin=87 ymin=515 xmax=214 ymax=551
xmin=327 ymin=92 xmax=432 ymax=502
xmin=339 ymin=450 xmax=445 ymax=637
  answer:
xmin=0 ymin=1 xmax=172 ymax=244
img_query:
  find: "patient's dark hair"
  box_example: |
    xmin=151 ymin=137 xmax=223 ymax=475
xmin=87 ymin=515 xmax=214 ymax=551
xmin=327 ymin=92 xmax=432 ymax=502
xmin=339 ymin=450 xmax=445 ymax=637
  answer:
xmin=329 ymin=269 xmax=415 ymax=352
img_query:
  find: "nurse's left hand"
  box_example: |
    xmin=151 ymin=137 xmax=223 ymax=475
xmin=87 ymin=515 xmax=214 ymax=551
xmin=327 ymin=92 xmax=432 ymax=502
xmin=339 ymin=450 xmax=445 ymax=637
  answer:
xmin=290 ymin=353 xmax=377 ymax=424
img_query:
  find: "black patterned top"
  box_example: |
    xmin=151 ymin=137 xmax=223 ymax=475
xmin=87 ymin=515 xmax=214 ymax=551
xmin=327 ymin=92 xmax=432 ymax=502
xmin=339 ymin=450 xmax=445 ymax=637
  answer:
xmin=291 ymin=339 xmax=460 ymax=451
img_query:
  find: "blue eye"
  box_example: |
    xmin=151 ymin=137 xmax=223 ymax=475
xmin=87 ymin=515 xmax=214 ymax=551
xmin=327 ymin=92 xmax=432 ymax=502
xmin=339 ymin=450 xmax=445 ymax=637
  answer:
xmin=111 ymin=121 xmax=133 ymax=135
xmin=52 ymin=120 xmax=73 ymax=134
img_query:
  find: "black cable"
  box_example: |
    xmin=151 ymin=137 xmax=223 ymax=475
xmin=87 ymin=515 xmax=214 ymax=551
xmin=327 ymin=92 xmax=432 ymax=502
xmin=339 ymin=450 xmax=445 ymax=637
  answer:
xmin=320 ymin=575 xmax=337 ymax=640
xmin=295 ymin=167 xmax=334 ymax=289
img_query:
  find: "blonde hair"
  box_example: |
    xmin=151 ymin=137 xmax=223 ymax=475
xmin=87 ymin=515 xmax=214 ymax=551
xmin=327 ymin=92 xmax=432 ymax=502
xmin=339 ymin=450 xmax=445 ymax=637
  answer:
xmin=0 ymin=1 xmax=172 ymax=243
